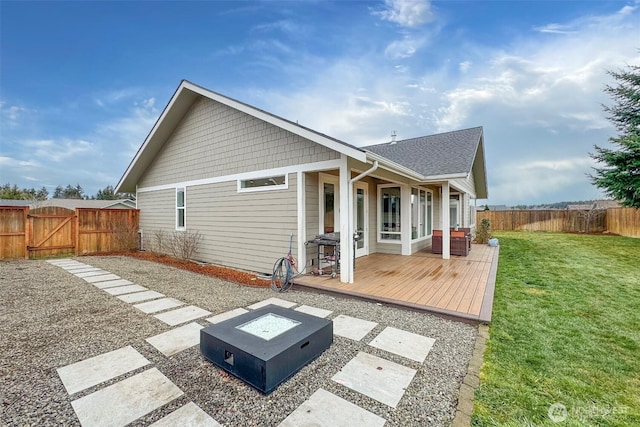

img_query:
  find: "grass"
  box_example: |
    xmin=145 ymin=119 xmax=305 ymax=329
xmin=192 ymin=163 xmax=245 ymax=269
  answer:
xmin=473 ymin=232 xmax=640 ymax=426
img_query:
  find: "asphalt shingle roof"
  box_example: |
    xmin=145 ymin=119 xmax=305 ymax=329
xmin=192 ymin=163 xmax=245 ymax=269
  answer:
xmin=363 ymin=127 xmax=483 ymax=177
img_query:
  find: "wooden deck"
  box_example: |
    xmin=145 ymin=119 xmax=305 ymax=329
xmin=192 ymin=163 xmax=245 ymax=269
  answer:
xmin=294 ymin=244 xmax=499 ymax=322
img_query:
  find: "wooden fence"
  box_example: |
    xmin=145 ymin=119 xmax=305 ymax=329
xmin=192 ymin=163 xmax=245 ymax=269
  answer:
xmin=0 ymin=206 xmax=139 ymax=259
xmin=476 ymin=208 xmax=640 ymax=237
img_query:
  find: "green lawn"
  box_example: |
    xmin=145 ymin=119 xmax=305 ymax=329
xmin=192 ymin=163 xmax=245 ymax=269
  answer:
xmin=473 ymin=232 xmax=640 ymax=426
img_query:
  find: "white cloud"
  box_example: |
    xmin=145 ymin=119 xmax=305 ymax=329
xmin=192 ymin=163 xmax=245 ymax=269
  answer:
xmin=375 ymin=0 xmax=434 ymax=28
xmin=384 ymin=36 xmax=425 ymax=59
xmin=459 ymin=61 xmax=471 ymax=73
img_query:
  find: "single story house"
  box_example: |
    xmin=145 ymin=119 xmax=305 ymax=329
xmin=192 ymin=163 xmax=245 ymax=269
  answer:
xmin=116 ymin=80 xmax=488 ymax=283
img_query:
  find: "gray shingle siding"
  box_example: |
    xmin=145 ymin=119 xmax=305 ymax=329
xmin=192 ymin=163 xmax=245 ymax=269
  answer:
xmin=139 ymin=96 xmax=340 ymax=188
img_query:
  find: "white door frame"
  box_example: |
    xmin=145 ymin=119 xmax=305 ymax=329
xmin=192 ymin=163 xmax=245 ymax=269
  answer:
xmin=354 ymin=181 xmax=369 ymax=257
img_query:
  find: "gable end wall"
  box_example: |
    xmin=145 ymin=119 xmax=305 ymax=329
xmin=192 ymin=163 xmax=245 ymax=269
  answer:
xmin=139 ymin=96 xmax=340 ymax=188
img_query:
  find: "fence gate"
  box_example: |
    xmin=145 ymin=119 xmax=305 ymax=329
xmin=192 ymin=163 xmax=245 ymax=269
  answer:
xmin=27 ymin=206 xmax=76 ymax=259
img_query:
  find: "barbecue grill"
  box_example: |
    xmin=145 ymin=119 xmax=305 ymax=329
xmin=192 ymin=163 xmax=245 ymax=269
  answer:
xmin=307 ymin=232 xmax=341 ymax=278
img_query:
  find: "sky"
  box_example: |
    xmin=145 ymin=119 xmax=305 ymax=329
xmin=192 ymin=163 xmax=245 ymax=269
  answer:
xmin=1 ymin=0 xmax=639 ymax=206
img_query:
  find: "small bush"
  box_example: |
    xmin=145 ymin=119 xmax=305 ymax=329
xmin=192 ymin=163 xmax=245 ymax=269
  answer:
xmin=107 ymin=216 xmax=139 ymax=251
xmin=169 ymin=230 xmax=202 ymax=260
xmin=476 ymin=218 xmax=491 ymax=244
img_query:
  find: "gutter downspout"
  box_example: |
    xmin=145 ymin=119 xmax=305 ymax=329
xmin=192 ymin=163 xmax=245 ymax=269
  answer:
xmin=346 ymin=161 xmax=379 ymax=283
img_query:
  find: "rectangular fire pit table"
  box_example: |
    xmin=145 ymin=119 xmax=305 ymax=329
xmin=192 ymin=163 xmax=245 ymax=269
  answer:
xmin=200 ymin=304 xmax=333 ymax=394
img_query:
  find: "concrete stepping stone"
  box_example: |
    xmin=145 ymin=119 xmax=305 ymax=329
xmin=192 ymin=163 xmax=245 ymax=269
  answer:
xmin=94 ymin=279 xmax=134 ymax=289
xmin=84 ymin=274 xmax=121 ymax=283
xmin=332 ymin=315 xmax=378 ymax=341
xmin=247 ymin=297 xmax=297 ymax=310
xmin=118 ymin=290 xmax=165 ymax=303
xmin=150 ymin=402 xmax=221 ymax=427
xmin=368 ymin=326 xmax=436 ymax=363
xmin=206 ymin=308 xmax=249 ymax=324
xmin=56 ymin=346 xmax=150 ymax=395
xmin=294 ymin=305 xmax=333 ymax=318
xmin=104 ymin=284 xmax=148 ymax=296
xmin=279 ymin=388 xmax=386 ymax=427
xmin=332 ymin=351 xmax=416 ymax=408
xmin=134 ymin=298 xmax=184 ymax=314
xmin=65 ymin=267 xmax=102 ymax=273
xmin=146 ymin=323 xmax=204 ymax=357
xmin=154 ymin=306 xmax=212 ymax=326
xmin=74 ymin=270 xmax=111 ymax=278
xmin=48 ymin=259 xmax=83 ymax=266
xmin=71 ymin=367 xmax=183 ymax=427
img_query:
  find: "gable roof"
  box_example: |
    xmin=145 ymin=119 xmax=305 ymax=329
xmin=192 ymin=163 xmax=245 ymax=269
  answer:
xmin=364 ymin=127 xmax=488 ymax=198
xmin=116 ymin=80 xmax=366 ymax=193
xmin=363 ymin=127 xmax=483 ymax=177
xmin=116 ymin=80 xmax=487 ymax=199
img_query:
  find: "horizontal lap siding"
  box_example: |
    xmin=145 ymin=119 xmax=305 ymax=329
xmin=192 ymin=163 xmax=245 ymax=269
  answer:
xmin=187 ymin=176 xmax=298 ymax=274
xmin=139 ymin=97 xmax=340 ymax=188
xmin=138 ymin=189 xmax=175 ymax=250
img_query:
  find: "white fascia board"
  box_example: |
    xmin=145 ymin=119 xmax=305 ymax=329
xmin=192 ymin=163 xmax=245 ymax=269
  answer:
xmin=138 ymin=158 xmax=342 ymax=193
xmin=182 ymin=81 xmax=367 ymax=163
xmin=116 ymin=82 xmax=192 ymax=193
xmin=365 ymin=152 xmax=425 ymax=182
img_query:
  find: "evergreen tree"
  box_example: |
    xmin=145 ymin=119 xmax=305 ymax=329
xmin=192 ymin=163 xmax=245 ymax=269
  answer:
xmin=590 ymin=63 xmax=640 ymax=208
xmin=53 ymin=185 xmax=64 ymax=198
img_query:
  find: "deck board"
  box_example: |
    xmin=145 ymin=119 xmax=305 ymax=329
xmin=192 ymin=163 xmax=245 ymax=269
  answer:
xmin=294 ymin=243 xmax=498 ymax=322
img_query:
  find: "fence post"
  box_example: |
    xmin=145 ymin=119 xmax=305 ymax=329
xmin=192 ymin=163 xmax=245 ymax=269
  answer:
xmin=24 ymin=206 xmax=30 ymax=259
xmin=75 ymin=208 xmax=80 ymax=256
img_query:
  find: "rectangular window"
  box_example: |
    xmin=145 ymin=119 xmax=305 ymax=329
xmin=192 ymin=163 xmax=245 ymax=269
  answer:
xmin=379 ymin=186 xmax=401 ymax=241
xmin=411 ymin=188 xmax=419 ymax=239
xmin=411 ymin=188 xmax=433 ymax=240
xmin=176 ymin=188 xmax=185 ymax=230
xmin=450 ymin=193 xmax=460 ymax=228
xmin=469 ymin=198 xmax=476 ymax=227
xmin=238 ymin=175 xmax=287 ymax=192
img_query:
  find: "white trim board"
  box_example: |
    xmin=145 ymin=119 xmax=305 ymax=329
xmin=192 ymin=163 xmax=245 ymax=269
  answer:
xmin=137 ymin=159 xmax=342 ymax=193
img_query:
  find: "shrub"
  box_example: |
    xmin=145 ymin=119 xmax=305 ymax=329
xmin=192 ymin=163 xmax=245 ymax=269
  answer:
xmin=476 ymin=218 xmax=491 ymax=244
xmin=169 ymin=230 xmax=202 ymax=260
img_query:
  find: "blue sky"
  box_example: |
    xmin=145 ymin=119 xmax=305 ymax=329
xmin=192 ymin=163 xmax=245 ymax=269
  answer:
xmin=1 ymin=0 xmax=639 ymax=205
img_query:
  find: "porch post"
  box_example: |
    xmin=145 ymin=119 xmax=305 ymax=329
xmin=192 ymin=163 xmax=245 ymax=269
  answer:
xmin=441 ymin=182 xmax=450 ymax=259
xmin=296 ymin=171 xmax=306 ymax=271
xmin=339 ymin=155 xmax=352 ymax=283
xmin=401 ymin=184 xmax=412 ymax=255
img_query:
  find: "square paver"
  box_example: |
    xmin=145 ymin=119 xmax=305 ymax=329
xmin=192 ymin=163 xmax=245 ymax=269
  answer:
xmin=146 ymin=323 xmax=204 ymax=357
xmin=368 ymin=326 xmax=436 ymax=363
xmin=150 ymin=402 xmax=221 ymax=427
xmin=294 ymin=305 xmax=333 ymax=318
xmin=206 ymin=308 xmax=249 ymax=324
xmin=118 ymin=290 xmax=165 ymax=303
xmin=104 ymin=284 xmax=148 ymax=296
xmin=94 ymin=279 xmax=134 ymax=289
xmin=56 ymin=346 xmax=150 ymax=395
xmin=154 ymin=306 xmax=212 ymax=326
xmin=84 ymin=274 xmax=121 ymax=283
xmin=65 ymin=267 xmax=101 ymax=273
xmin=332 ymin=351 xmax=416 ymax=408
xmin=74 ymin=270 xmax=111 ymax=278
xmin=49 ymin=260 xmax=83 ymax=267
xmin=134 ymin=298 xmax=184 ymax=314
xmin=247 ymin=297 xmax=297 ymax=310
xmin=71 ymin=367 xmax=183 ymax=427
xmin=332 ymin=315 xmax=378 ymax=341
xmin=279 ymin=388 xmax=386 ymax=427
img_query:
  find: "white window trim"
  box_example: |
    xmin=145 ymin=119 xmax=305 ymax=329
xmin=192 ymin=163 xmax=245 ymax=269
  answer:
xmin=450 ymin=192 xmax=462 ymax=229
xmin=377 ymin=183 xmax=402 ymax=244
xmin=176 ymin=187 xmax=186 ymax=231
xmin=469 ymin=197 xmax=477 ymax=227
xmin=237 ymin=174 xmax=288 ymax=193
xmin=411 ymin=186 xmax=434 ymax=242
xmin=319 ymin=173 xmax=340 ymax=235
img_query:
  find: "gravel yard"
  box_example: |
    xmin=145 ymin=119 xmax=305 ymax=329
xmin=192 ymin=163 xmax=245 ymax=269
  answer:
xmin=1 ymin=256 xmax=477 ymax=426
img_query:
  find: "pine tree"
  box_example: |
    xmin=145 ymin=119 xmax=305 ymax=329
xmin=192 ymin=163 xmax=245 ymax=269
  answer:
xmin=590 ymin=63 xmax=640 ymax=208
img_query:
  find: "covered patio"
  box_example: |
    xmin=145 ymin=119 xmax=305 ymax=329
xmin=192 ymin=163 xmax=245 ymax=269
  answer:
xmin=294 ymin=243 xmax=499 ymax=323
